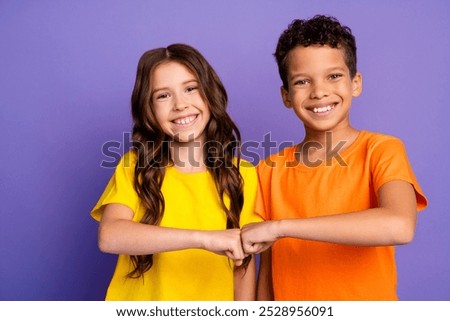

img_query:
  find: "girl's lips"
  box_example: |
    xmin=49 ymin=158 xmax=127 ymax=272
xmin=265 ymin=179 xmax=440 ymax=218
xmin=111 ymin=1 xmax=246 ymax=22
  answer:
xmin=172 ymin=114 xmax=198 ymax=126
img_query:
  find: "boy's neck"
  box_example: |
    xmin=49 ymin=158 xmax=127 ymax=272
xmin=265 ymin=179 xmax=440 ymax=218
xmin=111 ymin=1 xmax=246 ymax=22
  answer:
xmin=303 ymin=127 xmax=359 ymax=145
xmin=296 ymin=127 xmax=360 ymax=165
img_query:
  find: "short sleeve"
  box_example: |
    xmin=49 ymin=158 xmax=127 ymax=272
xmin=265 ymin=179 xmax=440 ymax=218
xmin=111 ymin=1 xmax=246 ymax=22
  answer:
xmin=90 ymin=151 xmax=140 ymax=221
xmin=239 ymin=160 xmax=264 ymax=226
xmin=370 ymin=137 xmax=428 ymax=211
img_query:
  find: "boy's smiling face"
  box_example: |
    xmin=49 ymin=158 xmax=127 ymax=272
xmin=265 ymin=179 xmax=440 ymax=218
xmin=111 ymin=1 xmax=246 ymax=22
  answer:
xmin=281 ymin=45 xmax=362 ymax=134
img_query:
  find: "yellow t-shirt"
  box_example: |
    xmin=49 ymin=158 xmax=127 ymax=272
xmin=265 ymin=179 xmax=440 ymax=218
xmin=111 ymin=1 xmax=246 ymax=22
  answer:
xmin=256 ymin=130 xmax=428 ymax=300
xmin=91 ymin=151 xmax=261 ymax=300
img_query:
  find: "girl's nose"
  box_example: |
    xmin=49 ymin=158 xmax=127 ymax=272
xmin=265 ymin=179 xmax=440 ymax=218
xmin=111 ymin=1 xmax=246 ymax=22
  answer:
xmin=173 ymin=94 xmax=188 ymax=111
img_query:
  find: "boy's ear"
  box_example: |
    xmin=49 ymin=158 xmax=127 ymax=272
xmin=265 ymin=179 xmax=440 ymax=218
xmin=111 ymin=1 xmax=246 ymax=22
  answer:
xmin=280 ymin=86 xmax=293 ymax=108
xmin=352 ymin=72 xmax=363 ymax=97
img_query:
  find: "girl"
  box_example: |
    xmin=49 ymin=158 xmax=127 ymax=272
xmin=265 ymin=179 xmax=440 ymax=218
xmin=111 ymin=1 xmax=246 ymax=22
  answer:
xmin=91 ymin=44 xmax=261 ymax=300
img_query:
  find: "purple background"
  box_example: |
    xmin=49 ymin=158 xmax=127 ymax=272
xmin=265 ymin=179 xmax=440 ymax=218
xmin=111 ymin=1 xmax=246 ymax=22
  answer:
xmin=1 ymin=0 xmax=448 ymax=300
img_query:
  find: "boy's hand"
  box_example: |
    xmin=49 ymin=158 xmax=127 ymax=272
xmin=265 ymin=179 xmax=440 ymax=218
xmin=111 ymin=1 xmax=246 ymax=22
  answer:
xmin=241 ymin=221 xmax=280 ymax=254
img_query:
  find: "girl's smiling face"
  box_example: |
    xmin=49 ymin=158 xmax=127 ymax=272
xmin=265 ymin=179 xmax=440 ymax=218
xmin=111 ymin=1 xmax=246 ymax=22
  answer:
xmin=281 ymin=45 xmax=362 ymax=134
xmin=150 ymin=61 xmax=210 ymax=144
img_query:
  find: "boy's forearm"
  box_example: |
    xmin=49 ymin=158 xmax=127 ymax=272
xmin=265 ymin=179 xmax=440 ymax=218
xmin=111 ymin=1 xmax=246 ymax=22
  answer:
xmin=277 ymin=208 xmax=416 ymax=246
xmin=276 ymin=181 xmax=418 ymax=246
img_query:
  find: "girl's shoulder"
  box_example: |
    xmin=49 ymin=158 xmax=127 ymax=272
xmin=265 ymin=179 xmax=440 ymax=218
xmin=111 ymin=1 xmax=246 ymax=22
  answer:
xmin=121 ymin=150 xmax=138 ymax=165
xmin=238 ymin=157 xmax=255 ymax=168
xmin=237 ymin=157 xmax=257 ymax=180
xmin=114 ymin=150 xmax=138 ymax=174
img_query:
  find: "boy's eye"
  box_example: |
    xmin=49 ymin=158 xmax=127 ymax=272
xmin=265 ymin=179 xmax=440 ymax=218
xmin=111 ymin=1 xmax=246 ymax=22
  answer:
xmin=329 ymin=73 xmax=343 ymax=80
xmin=294 ymin=79 xmax=309 ymax=86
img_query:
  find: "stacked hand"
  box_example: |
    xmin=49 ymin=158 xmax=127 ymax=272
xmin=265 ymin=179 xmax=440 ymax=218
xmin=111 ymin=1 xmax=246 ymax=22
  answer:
xmin=201 ymin=221 xmax=279 ymax=266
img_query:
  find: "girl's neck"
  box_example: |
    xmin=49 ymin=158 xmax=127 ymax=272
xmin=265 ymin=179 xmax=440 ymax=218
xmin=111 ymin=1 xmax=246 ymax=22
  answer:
xmin=169 ymin=139 xmax=207 ymax=173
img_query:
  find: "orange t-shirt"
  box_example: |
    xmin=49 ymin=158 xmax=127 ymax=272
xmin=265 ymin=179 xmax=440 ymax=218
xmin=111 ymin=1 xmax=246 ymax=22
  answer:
xmin=255 ymin=130 xmax=427 ymax=300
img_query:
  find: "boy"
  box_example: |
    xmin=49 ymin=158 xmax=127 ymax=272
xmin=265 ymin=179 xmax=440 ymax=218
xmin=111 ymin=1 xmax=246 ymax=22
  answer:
xmin=241 ymin=15 xmax=428 ymax=300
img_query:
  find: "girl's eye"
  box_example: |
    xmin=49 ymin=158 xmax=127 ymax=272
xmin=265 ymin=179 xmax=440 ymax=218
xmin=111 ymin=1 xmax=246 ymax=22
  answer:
xmin=154 ymin=92 xmax=170 ymax=101
xmin=186 ymin=86 xmax=198 ymax=93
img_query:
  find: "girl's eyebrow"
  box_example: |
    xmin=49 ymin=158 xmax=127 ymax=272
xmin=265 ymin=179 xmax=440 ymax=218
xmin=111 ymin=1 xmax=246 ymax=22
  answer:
xmin=152 ymin=79 xmax=198 ymax=94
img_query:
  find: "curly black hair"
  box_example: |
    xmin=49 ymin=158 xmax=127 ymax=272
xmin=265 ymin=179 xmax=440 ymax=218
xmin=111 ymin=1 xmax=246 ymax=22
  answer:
xmin=274 ymin=15 xmax=357 ymax=89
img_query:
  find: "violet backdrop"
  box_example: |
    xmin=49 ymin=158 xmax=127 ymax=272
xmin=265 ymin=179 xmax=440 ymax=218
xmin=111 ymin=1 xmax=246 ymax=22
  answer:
xmin=1 ymin=0 xmax=448 ymax=300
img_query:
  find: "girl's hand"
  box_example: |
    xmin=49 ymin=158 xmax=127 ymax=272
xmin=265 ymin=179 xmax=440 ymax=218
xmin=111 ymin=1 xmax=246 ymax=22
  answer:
xmin=199 ymin=229 xmax=247 ymax=266
xmin=241 ymin=221 xmax=280 ymax=254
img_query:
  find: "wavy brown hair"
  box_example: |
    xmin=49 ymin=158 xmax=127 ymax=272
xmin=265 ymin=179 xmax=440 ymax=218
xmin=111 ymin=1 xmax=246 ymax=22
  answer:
xmin=129 ymin=43 xmax=249 ymax=278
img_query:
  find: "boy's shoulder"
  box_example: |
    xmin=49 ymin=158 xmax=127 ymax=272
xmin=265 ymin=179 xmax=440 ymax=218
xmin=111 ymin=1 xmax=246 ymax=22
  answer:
xmin=255 ymin=131 xmax=406 ymax=172
xmin=361 ymin=130 xmax=399 ymax=140
xmin=256 ymin=144 xmax=297 ymax=172
xmin=359 ymin=130 xmax=404 ymax=150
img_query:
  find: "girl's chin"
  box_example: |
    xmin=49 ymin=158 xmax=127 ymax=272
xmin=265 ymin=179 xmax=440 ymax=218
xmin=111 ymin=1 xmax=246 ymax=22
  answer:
xmin=171 ymin=132 xmax=205 ymax=144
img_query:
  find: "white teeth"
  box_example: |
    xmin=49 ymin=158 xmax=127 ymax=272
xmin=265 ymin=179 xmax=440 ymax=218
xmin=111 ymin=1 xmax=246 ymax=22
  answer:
xmin=174 ymin=115 xmax=197 ymax=125
xmin=313 ymin=105 xmax=334 ymax=113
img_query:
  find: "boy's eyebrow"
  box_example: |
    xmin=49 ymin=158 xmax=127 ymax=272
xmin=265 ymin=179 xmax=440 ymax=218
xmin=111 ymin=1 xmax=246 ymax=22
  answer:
xmin=325 ymin=66 xmax=347 ymax=73
xmin=288 ymin=72 xmax=309 ymax=80
xmin=289 ymin=66 xmax=348 ymax=80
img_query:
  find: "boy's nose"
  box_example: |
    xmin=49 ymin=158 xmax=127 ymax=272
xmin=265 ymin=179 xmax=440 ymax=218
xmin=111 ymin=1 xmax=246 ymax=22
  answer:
xmin=310 ymin=82 xmax=329 ymax=99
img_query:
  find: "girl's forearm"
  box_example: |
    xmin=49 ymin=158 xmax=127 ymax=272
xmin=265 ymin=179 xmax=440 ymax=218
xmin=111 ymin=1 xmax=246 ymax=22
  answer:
xmin=256 ymin=249 xmax=274 ymax=301
xmin=98 ymin=219 xmax=206 ymax=255
xmin=99 ymin=203 xmax=246 ymax=263
xmin=234 ymin=256 xmax=256 ymax=300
